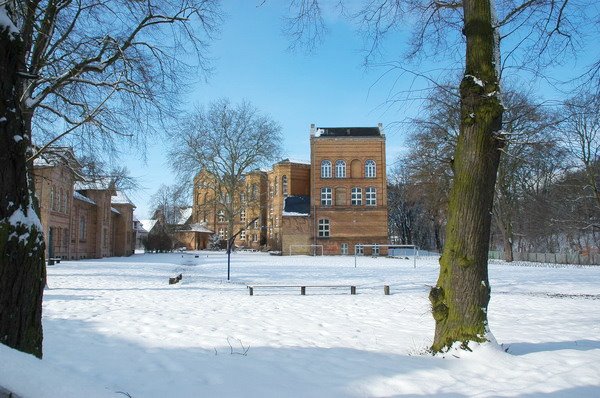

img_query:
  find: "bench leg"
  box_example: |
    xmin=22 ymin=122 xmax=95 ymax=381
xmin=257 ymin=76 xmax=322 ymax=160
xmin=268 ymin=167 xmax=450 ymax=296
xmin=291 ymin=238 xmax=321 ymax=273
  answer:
xmin=351 ymin=286 xmax=356 ymax=295
xmin=384 ymin=285 xmax=390 ymax=295
xmin=301 ymin=286 xmax=306 ymax=295
xmin=249 ymin=287 xmax=254 ymax=296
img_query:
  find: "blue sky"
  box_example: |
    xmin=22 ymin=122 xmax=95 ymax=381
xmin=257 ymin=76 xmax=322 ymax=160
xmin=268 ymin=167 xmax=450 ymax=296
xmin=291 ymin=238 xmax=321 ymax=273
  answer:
xmin=126 ymin=0 xmax=421 ymax=218
xmin=123 ymin=0 xmax=597 ymax=218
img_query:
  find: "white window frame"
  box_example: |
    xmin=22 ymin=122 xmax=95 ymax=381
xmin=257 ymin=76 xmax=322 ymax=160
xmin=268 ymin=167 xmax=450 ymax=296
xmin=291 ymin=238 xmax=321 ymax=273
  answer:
xmin=355 ymin=244 xmax=364 ymax=255
xmin=240 ymin=209 xmax=246 ymax=222
xmin=335 ymin=160 xmax=346 ymax=178
xmin=240 ymin=230 xmax=246 ymax=240
xmin=372 ymin=244 xmax=380 ymax=256
xmin=351 ymin=187 xmax=362 ymax=206
xmin=365 ymin=160 xmax=376 ymax=178
xmin=366 ymin=187 xmax=377 ymax=206
xmin=341 ymin=243 xmax=348 ymax=255
xmin=218 ymin=210 xmax=225 ymax=222
xmin=219 ymin=228 xmax=225 ymax=239
xmin=321 ymin=187 xmax=332 ymax=206
xmin=318 ymin=219 xmax=330 ymax=238
xmin=321 ymin=160 xmax=332 ymax=178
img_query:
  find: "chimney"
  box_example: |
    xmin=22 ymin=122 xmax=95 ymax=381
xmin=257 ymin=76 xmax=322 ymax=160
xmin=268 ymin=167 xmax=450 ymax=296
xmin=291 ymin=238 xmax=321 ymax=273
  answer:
xmin=310 ymin=123 xmax=316 ymax=137
xmin=378 ymin=122 xmax=384 ymax=136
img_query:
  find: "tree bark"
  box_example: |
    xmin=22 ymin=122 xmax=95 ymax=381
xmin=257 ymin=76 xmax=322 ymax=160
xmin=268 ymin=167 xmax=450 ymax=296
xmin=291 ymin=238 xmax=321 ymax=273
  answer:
xmin=429 ymin=0 xmax=504 ymax=353
xmin=0 ymin=5 xmax=46 ymax=358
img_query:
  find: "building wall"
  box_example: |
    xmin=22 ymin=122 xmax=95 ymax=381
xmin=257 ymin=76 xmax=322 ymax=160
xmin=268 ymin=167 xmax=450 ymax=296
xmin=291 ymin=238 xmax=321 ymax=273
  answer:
xmin=309 ymin=133 xmax=388 ymax=255
xmin=281 ymin=216 xmax=311 ymax=255
xmin=266 ymin=162 xmax=310 ymax=251
xmin=34 ymin=163 xmax=135 ymax=260
xmin=33 ymin=165 xmax=75 ymax=259
xmin=112 ymin=203 xmax=135 ymax=256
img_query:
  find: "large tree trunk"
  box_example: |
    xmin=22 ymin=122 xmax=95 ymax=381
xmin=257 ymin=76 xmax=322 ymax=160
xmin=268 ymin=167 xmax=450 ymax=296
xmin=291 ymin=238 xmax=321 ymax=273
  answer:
xmin=0 ymin=5 xmax=46 ymax=358
xmin=429 ymin=0 xmax=504 ymax=353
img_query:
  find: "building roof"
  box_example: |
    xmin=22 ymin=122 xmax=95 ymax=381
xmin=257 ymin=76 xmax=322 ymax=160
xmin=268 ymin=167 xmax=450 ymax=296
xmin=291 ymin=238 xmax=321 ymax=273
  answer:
xmin=138 ymin=219 xmax=157 ymax=233
xmin=179 ymin=222 xmax=214 ymax=234
xmin=111 ymin=190 xmax=135 ymax=207
xmin=73 ymin=191 xmax=96 ymax=205
xmin=111 ymin=207 xmax=121 ymax=215
xmin=32 ymin=147 xmax=82 ymax=170
xmin=276 ymin=158 xmax=311 ymax=166
xmin=75 ymin=177 xmax=115 ymax=191
xmin=176 ymin=207 xmax=193 ymax=225
xmin=313 ymin=127 xmax=382 ymax=137
xmin=282 ymin=195 xmax=311 ymax=216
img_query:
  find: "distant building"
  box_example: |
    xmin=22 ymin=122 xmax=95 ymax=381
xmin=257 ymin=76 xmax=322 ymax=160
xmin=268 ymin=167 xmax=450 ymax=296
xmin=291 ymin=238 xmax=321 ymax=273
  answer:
xmin=191 ymin=124 xmax=388 ymax=255
xmin=33 ymin=147 xmax=136 ymax=260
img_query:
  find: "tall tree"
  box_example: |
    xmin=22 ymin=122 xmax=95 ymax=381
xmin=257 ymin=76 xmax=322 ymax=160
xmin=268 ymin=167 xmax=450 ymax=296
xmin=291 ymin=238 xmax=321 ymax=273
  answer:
xmin=1 ymin=3 xmax=45 ymax=358
xmin=283 ymin=0 xmax=583 ymax=352
xmin=167 ymin=98 xmax=282 ymax=245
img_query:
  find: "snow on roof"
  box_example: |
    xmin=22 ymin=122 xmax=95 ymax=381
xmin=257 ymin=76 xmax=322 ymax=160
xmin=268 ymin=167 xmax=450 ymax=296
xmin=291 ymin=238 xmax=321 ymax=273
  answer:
xmin=111 ymin=207 xmax=121 ymax=215
xmin=177 ymin=207 xmax=193 ymax=225
xmin=75 ymin=177 xmax=115 ymax=191
xmin=277 ymin=158 xmax=311 ymax=166
xmin=32 ymin=147 xmax=81 ymax=170
xmin=138 ymin=219 xmax=157 ymax=233
xmin=314 ymin=127 xmax=381 ymax=137
xmin=73 ymin=191 xmax=96 ymax=205
xmin=181 ymin=223 xmax=214 ymax=234
xmin=112 ymin=190 xmax=135 ymax=207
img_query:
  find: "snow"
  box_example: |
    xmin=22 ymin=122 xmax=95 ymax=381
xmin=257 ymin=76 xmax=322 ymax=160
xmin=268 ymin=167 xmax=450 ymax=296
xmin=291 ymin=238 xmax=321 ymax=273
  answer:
xmin=110 ymin=206 xmax=120 ymax=214
xmin=0 ymin=6 xmax=19 ymax=40
xmin=111 ymin=190 xmax=135 ymax=206
xmin=282 ymin=211 xmax=309 ymax=216
xmin=138 ymin=219 xmax=157 ymax=233
xmin=2 ymin=253 xmax=600 ymax=397
xmin=73 ymin=191 xmax=96 ymax=205
xmin=466 ymin=74 xmax=484 ymax=87
xmin=8 ymin=204 xmax=43 ymax=231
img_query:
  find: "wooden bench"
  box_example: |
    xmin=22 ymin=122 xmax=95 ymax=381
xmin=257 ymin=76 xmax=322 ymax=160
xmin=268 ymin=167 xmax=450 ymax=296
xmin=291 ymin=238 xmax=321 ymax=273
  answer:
xmin=47 ymin=257 xmax=61 ymax=265
xmin=247 ymin=285 xmax=356 ymax=296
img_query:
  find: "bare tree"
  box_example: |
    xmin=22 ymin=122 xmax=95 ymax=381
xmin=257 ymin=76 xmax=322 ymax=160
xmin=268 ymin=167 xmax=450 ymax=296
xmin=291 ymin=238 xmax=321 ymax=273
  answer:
xmin=15 ymin=0 xmax=221 ymax=162
xmin=1 ymin=0 xmax=220 ymax=358
xmin=150 ymin=183 xmax=189 ymax=225
xmin=167 ymin=98 xmax=283 ymax=246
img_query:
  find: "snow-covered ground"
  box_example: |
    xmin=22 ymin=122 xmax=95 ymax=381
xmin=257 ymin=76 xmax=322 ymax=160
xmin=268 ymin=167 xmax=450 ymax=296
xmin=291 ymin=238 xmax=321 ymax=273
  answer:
xmin=2 ymin=252 xmax=599 ymax=397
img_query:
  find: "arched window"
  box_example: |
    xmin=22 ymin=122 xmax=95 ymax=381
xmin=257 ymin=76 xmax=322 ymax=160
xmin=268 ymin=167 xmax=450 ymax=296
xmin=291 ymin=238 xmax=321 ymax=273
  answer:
xmin=365 ymin=160 xmax=376 ymax=178
xmin=335 ymin=160 xmax=346 ymax=178
xmin=321 ymin=160 xmax=332 ymax=178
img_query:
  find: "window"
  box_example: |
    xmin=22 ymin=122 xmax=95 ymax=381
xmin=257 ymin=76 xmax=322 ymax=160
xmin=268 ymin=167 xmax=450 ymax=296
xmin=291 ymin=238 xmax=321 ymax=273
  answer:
xmin=365 ymin=160 xmax=376 ymax=178
xmin=355 ymin=244 xmax=364 ymax=255
xmin=79 ymin=216 xmax=87 ymax=241
xmin=335 ymin=160 xmax=346 ymax=178
xmin=218 ymin=228 xmax=225 ymax=239
xmin=341 ymin=243 xmax=348 ymax=255
xmin=57 ymin=188 xmax=62 ymax=212
xmin=351 ymin=187 xmax=362 ymax=205
xmin=318 ymin=219 xmax=330 ymax=237
xmin=254 ymin=219 xmax=259 ymax=229
xmin=282 ymin=176 xmax=288 ymax=197
xmin=274 ymin=178 xmax=278 ymax=195
xmin=240 ymin=230 xmax=246 ymax=240
xmin=275 ymin=217 xmax=279 ymax=227
xmin=366 ymin=187 xmax=377 ymax=206
xmin=251 ymin=184 xmax=258 ymax=200
xmin=240 ymin=210 xmax=246 ymax=222
xmin=372 ymin=244 xmax=380 ymax=256
xmin=321 ymin=187 xmax=332 ymax=206
xmin=321 ymin=160 xmax=332 ymax=178
xmin=50 ymin=186 xmax=56 ymax=211
xmin=253 ymin=233 xmax=258 ymax=242
xmin=218 ymin=210 xmax=225 ymax=222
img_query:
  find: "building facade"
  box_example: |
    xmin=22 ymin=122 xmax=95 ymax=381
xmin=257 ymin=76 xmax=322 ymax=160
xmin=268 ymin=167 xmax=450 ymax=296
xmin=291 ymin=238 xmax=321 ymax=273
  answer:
xmin=191 ymin=125 xmax=388 ymax=255
xmin=33 ymin=148 xmax=136 ymax=260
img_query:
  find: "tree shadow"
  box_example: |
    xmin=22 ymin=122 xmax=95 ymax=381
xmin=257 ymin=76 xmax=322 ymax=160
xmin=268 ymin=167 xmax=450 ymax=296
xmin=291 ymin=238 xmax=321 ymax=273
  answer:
xmin=506 ymin=340 xmax=600 ymax=355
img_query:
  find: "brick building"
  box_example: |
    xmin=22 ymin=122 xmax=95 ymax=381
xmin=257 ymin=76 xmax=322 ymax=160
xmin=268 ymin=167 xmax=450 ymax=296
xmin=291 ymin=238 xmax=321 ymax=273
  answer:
xmin=191 ymin=124 xmax=388 ymax=255
xmin=33 ymin=148 xmax=136 ymax=260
